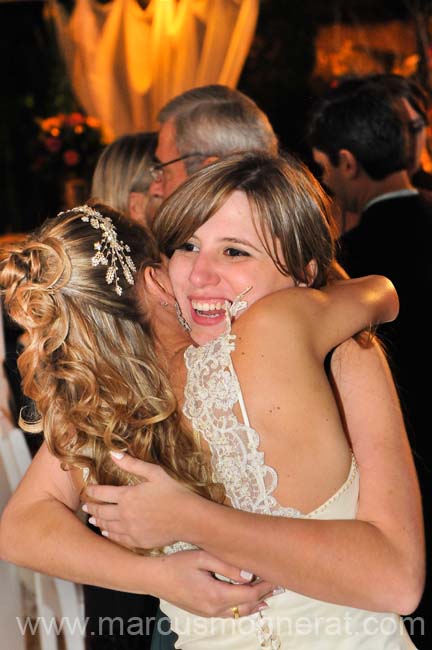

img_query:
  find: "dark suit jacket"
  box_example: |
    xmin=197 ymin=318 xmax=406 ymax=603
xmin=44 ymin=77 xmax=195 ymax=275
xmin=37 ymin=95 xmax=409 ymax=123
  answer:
xmin=339 ymin=192 xmax=432 ymax=444
xmin=339 ymin=192 xmax=432 ymax=649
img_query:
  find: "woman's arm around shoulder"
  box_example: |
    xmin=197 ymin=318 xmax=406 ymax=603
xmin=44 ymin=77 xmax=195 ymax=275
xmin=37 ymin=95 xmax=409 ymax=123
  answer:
xmin=329 ymin=335 xmax=425 ymax=610
xmin=232 ymin=274 xmax=398 ymax=360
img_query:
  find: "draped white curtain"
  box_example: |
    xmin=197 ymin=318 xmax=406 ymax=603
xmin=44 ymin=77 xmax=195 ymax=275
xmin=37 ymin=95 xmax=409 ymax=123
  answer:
xmin=49 ymin=0 xmax=259 ymax=141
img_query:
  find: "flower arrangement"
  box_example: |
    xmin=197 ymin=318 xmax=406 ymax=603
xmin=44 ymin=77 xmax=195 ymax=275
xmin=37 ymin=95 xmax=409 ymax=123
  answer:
xmin=32 ymin=112 xmax=104 ymax=182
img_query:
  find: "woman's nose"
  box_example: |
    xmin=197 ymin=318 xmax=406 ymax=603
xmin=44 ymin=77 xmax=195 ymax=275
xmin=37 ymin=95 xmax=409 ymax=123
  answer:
xmin=189 ymin=252 xmax=220 ymax=288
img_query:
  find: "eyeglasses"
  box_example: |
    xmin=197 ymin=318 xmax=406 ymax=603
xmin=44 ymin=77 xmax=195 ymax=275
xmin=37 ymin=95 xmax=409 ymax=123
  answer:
xmin=149 ymin=152 xmax=205 ymax=182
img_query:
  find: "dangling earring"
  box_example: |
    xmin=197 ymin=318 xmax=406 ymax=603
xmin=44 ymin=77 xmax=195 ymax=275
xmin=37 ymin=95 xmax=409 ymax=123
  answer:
xmin=229 ymin=285 xmax=253 ymax=318
xmin=175 ymin=301 xmax=192 ymax=333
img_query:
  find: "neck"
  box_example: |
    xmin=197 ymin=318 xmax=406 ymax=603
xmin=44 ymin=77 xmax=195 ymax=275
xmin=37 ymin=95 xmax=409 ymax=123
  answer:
xmin=135 ymin=279 xmax=191 ymax=363
xmin=152 ymin=307 xmax=191 ymax=362
xmin=149 ymin=304 xmax=191 ymax=402
xmin=357 ymin=170 xmax=413 ymax=212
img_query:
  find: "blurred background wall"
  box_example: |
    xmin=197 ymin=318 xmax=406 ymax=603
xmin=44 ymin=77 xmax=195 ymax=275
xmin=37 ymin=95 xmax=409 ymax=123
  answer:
xmin=1 ymin=0 xmax=431 ymax=234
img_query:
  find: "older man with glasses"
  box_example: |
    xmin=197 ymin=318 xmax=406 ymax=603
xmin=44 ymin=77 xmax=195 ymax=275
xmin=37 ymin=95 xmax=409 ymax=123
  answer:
xmin=149 ymin=152 xmax=207 ymax=190
xmin=147 ymin=84 xmax=278 ymax=202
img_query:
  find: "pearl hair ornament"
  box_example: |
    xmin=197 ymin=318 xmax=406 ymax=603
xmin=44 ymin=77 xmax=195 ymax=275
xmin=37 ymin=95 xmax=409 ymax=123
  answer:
xmin=58 ymin=205 xmax=137 ymax=296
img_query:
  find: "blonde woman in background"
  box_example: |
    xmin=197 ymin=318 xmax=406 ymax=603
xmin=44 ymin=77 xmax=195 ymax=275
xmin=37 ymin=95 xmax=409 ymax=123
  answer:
xmin=0 ymin=204 xmax=274 ymax=647
xmin=91 ymin=132 xmax=159 ymax=226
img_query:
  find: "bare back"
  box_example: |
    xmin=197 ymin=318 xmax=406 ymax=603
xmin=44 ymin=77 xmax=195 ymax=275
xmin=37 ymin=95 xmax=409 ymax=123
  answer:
xmin=231 ymin=292 xmax=353 ymax=514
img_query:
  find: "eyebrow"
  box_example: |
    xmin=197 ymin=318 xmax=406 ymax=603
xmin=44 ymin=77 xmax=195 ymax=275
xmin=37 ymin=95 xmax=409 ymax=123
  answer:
xmin=221 ymin=236 xmax=263 ymax=253
xmin=223 ymin=236 xmax=256 ymax=245
xmin=189 ymin=234 xmax=262 ymax=253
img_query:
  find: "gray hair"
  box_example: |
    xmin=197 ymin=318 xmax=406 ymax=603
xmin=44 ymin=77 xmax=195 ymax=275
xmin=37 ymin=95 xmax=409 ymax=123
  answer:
xmin=158 ymin=85 xmax=279 ymax=173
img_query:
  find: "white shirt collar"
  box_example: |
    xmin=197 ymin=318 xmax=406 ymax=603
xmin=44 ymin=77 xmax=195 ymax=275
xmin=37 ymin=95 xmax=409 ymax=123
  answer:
xmin=363 ymin=189 xmax=419 ymax=213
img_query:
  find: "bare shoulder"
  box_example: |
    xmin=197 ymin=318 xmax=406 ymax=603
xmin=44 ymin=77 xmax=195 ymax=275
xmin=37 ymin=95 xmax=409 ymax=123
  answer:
xmin=232 ymin=288 xmax=319 ymax=345
xmin=231 ymin=289 xmax=315 ymax=368
xmin=233 ymin=288 xmax=320 ymax=330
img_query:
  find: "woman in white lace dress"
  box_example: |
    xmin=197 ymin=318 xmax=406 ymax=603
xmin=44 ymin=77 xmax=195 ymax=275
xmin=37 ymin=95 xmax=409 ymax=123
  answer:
xmin=0 ymin=154 xmax=422 ymax=648
xmin=84 ymin=153 xmax=424 ymax=648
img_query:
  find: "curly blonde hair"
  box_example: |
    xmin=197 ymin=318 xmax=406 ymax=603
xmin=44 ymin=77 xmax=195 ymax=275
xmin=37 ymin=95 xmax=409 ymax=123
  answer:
xmin=0 ymin=205 xmax=220 ymax=502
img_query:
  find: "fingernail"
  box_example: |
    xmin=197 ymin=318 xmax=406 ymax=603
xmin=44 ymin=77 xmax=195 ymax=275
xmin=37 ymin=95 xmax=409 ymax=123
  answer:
xmin=88 ymin=517 xmax=96 ymax=526
xmin=240 ymin=570 xmax=254 ymax=581
xmin=256 ymin=602 xmax=269 ymax=612
xmin=272 ymin=587 xmax=285 ymax=596
xmin=101 ymin=530 xmax=109 ymax=538
xmin=110 ymin=451 xmax=124 ymax=460
xmin=82 ymin=504 xmax=88 ymax=513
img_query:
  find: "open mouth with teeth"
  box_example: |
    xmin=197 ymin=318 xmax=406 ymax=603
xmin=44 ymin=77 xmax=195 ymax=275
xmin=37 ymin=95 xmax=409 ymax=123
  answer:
xmin=190 ymin=299 xmax=230 ymax=320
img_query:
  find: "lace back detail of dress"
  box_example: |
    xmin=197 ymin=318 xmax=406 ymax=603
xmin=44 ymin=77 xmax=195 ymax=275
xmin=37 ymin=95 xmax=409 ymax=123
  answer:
xmin=183 ymin=329 xmax=301 ymax=519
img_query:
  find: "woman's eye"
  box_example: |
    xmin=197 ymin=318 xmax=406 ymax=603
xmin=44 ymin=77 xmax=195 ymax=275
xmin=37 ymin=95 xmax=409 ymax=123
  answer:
xmin=224 ymin=247 xmax=250 ymax=257
xmin=176 ymin=242 xmax=198 ymax=253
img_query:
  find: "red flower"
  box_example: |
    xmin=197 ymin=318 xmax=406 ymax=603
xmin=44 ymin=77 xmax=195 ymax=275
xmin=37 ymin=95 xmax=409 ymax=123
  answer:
xmin=34 ymin=112 xmax=103 ymax=180
xmin=63 ymin=149 xmax=80 ymax=166
xmin=66 ymin=112 xmax=85 ymax=126
xmin=44 ymin=137 xmax=62 ymax=153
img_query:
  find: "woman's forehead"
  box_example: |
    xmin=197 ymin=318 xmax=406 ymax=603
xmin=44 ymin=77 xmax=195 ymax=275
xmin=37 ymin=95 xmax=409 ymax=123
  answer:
xmin=191 ymin=191 xmax=256 ymax=236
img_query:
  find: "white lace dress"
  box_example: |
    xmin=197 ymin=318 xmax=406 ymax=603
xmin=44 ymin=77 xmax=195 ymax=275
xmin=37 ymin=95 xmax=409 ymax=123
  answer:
xmin=159 ymin=328 xmax=417 ymax=649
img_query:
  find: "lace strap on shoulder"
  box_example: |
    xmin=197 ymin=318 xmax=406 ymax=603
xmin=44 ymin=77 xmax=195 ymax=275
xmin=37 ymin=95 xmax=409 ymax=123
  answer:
xmin=183 ymin=291 xmax=298 ymax=517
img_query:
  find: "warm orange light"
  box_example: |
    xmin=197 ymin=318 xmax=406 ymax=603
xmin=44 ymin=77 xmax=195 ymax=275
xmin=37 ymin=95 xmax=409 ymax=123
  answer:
xmin=50 ymin=127 xmax=60 ymax=137
xmin=86 ymin=116 xmax=101 ymax=128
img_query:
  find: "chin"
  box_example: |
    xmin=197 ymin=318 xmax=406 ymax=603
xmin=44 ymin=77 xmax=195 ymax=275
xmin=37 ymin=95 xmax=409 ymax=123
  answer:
xmin=191 ymin=326 xmax=225 ymax=346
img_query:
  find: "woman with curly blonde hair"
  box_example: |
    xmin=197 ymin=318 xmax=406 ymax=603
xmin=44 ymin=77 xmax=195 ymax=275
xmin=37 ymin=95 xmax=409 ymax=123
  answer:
xmin=0 ymin=205 xmax=231 ymax=650
xmin=0 ymin=203 xmax=222 ymax=498
xmin=1 ymin=200 xmax=280 ymax=629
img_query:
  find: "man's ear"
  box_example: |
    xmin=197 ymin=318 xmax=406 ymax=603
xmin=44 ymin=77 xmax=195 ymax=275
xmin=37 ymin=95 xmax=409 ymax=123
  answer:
xmin=338 ymin=149 xmax=359 ymax=179
xmin=143 ymin=266 xmax=175 ymax=305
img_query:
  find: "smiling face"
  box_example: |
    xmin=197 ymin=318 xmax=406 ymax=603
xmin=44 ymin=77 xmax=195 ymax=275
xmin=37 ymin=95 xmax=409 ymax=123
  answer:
xmin=168 ymin=191 xmax=296 ymax=345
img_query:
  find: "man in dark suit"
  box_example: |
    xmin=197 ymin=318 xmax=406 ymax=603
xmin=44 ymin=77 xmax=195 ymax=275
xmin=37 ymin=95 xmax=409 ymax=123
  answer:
xmin=309 ymin=80 xmax=432 ymax=650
